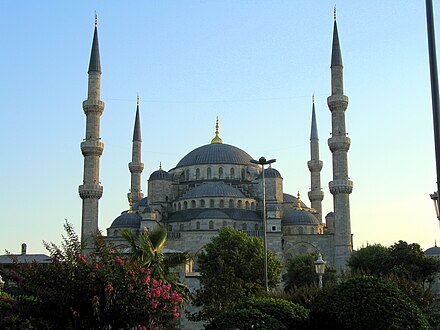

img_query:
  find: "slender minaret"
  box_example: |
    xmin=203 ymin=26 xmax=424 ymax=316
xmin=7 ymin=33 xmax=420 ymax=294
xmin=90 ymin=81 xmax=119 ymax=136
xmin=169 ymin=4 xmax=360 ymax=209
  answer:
xmin=308 ymin=95 xmax=324 ymax=222
xmin=128 ymin=95 xmax=144 ymax=208
xmin=79 ymin=15 xmax=104 ymax=251
xmin=327 ymin=9 xmax=353 ymax=270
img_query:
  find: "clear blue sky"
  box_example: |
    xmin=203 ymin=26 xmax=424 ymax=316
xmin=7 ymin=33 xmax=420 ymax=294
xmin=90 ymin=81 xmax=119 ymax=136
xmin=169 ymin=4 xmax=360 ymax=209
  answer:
xmin=1 ymin=1 xmax=438 ymax=254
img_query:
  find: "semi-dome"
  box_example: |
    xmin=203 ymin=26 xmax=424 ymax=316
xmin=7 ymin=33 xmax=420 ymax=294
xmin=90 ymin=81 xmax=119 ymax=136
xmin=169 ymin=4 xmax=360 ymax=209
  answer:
xmin=183 ymin=182 xmax=246 ymax=199
xmin=132 ymin=197 xmax=148 ymax=210
xmin=149 ymin=169 xmax=171 ymax=181
xmin=175 ymin=143 xmax=258 ymax=168
xmin=110 ymin=211 xmax=142 ymax=228
xmin=283 ymin=209 xmax=319 ymax=225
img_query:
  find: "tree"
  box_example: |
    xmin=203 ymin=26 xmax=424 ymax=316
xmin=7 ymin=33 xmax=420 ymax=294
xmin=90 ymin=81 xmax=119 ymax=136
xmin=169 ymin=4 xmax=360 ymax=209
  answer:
xmin=0 ymin=222 xmax=188 ymax=329
xmin=310 ymin=276 xmax=430 ymax=330
xmin=191 ymin=227 xmax=283 ymax=321
xmin=284 ymin=253 xmax=336 ymax=291
xmin=346 ymin=243 xmax=390 ymax=276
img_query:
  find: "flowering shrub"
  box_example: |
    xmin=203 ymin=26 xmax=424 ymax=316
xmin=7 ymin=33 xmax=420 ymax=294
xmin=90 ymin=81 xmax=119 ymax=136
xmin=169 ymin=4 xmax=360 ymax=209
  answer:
xmin=0 ymin=222 xmax=188 ymax=329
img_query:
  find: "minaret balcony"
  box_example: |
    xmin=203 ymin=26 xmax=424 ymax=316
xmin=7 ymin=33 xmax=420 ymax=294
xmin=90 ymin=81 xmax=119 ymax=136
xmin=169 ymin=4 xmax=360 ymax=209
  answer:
xmin=307 ymin=160 xmax=323 ymax=171
xmin=83 ymin=99 xmax=104 ymax=114
xmin=327 ymin=94 xmax=348 ymax=112
xmin=81 ymin=140 xmax=104 ymax=156
xmin=329 ymin=179 xmax=353 ymax=195
xmin=129 ymin=162 xmax=144 ymax=173
xmin=328 ymin=136 xmax=351 ymax=152
xmin=79 ymin=184 xmax=103 ymax=199
xmin=308 ymin=190 xmax=324 ymax=201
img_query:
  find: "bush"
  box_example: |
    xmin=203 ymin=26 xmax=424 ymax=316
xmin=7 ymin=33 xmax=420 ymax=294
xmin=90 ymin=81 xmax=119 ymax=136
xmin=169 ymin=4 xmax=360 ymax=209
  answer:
xmin=310 ymin=276 xmax=430 ymax=330
xmin=235 ymin=297 xmax=309 ymax=330
xmin=205 ymin=308 xmax=287 ymax=330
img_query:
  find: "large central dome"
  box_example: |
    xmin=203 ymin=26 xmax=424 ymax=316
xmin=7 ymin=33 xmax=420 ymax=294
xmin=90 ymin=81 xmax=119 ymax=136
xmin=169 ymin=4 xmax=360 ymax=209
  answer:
xmin=175 ymin=143 xmax=257 ymax=168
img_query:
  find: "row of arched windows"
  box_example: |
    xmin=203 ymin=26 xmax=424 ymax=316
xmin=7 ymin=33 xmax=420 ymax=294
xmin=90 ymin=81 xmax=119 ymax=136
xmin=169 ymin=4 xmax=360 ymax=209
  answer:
xmin=173 ymin=199 xmax=256 ymax=211
xmin=182 ymin=167 xmax=248 ymax=181
xmin=284 ymin=226 xmax=322 ymax=235
xmin=168 ymin=221 xmax=261 ymax=232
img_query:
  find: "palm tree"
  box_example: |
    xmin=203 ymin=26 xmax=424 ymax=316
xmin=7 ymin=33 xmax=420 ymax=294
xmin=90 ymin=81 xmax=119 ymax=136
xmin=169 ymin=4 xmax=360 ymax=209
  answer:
xmin=120 ymin=225 xmax=191 ymax=281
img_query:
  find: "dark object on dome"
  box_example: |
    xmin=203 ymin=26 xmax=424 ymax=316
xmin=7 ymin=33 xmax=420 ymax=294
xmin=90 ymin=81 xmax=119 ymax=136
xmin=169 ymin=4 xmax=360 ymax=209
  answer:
xmin=283 ymin=209 xmax=319 ymax=225
xmin=174 ymin=143 xmax=258 ymax=168
xmin=110 ymin=211 xmax=141 ymax=228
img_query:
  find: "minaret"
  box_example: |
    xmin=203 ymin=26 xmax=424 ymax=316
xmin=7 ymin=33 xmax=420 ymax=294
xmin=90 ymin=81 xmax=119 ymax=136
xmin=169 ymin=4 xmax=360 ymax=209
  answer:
xmin=79 ymin=15 xmax=104 ymax=251
xmin=327 ymin=9 xmax=353 ymax=270
xmin=307 ymin=95 xmax=324 ymax=221
xmin=128 ymin=95 xmax=144 ymax=208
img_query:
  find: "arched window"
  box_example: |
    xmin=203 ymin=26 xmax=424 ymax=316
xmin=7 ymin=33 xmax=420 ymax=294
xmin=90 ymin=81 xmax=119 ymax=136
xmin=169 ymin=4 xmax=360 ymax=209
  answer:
xmin=196 ymin=221 xmax=200 ymax=230
xmin=238 ymin=200 xmax=243 ymax=208
xmin=219 ymin=200 xmax=224 ymax=208
xmin=196 ymin=168 xmax=200 ymax=180
xmin=173 ymin=204 xmax=176 ymax=211
xmin=242 ymin=223 xmax=247 ymax=231
xmin=168 ymin=225 xmax=173 ymax=231
xmin=310 ymin=227 xmax=314 ymax=234
xmin=209 ymin=221 xmax=214 ymax=230
xmin=241 ymin=168 xmax=246 ymax=180
xmin=219 ymin=167 xmax=223 ymax=179
xmin=200 ymin=199 xmax=205 ymax=207
xmin=178 ymin=202 xmax=181 ymax=211
xmin=223 ymin=221 xmax=227 ymax=227
xmin=245 ymin=201 xmax=250 ymax=209
xmin=207 ymin=167 xmax=212 ymax=179
xmin=114 ymin=229 xmax=119 ymax=236
xmin=254 ymin=223 xmax=259 ymax=231
xmin=179 ymin=224 xmax=184 ymax=231
xmin=229 ymin=199 xmax=234 ymax=208
xmin=230 ymin=168 xmax=235 ymax=178
xmin=191 ymin=200 xmax=196 ymax=208
xmin=210 ymin=199 xmax=215 ymax=208
xmin=251 ymin=202 xmax=255 ymax=210
xmin=185 ymin=169 xmax=189 ymax=181
xmin=184 ymin=201 xmax=188 ymax=210
xmin=298 ymin=227 xmax=304 ymax=235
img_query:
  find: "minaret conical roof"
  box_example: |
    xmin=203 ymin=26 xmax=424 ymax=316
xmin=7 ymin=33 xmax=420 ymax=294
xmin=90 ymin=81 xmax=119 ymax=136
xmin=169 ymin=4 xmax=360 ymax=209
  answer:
xmin=88 ymin=24 xmax=101 ymax=73
xmin=310 ymin=97 xmax=318 ymax=140
xmin=133 ymin=97 xmax=141 ymax=142
xmin=331 ymin=19 xmax=343 ymax=67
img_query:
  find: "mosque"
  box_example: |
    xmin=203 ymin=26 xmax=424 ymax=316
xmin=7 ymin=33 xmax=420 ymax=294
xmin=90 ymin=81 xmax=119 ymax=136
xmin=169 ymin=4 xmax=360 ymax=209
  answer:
xmin=79 ymin=13 xmax=353 ymax=271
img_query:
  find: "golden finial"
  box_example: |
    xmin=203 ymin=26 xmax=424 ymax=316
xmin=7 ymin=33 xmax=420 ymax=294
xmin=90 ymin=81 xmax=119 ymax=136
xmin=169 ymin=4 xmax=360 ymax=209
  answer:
xmin=137 ymin=93 xmax=140 ymax=106
xmin=296 ymin=191 xmax=302 ymax=210
xmin=210 ymin=116 xmax=223 ymax=144
xmin=95 ymin=12 xmax=98 ymax=27
xmin=333 ymin=6 xmax=336 ymax=21
xmin=159 ymin=162 xmax=162 ymax=170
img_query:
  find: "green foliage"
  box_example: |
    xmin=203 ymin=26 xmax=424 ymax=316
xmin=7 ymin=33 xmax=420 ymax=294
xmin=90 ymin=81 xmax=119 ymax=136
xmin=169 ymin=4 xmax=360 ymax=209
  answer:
xmin=0 ymin=221 xmax=188 ymax=329
xmin=191 ymin=227 xmax=283 ymax=321
xmin=284 ymin=253 xmax=336 ymax=291
xmin=348 ymin=241 xmax=440 ymax=284
xmin=311 ymin=276 xmax=430 ymax=330
xmin=205 ymin=308 xmax=287 ymax=330
xmin=235 ymin=297 xmax=309 ymax=330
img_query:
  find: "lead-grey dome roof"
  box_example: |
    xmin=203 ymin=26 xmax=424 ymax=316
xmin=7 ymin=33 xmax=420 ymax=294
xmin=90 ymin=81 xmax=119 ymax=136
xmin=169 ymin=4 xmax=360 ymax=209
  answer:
xmin=283 ymin=209 xmax=319 ymax=225
xmin=263 ymin=168 xmax=281 ymax=178
xmin=175 ymin=143 xmax=258 ymax=168
xmin=425 ymin=245 xmax=440 ymax=256
xmin=183 ymin=182 xmax=246 ymax=199
xmin=149 ymin=169 xmax=171 ymax=181
xmin=110 ymin=211 xmax=142 ymax=228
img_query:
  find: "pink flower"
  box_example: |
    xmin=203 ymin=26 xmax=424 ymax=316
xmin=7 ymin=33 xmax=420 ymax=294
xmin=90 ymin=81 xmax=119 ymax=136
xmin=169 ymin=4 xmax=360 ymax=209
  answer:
xmin=115 ymin=256 xmax=124 ymax=265
xmin=151 ymin=300 xmax=159 ymax=309
xmin=104 ymin=284 xmax=114 ymax=293
xmin=76 ymin=255 xmax=87 ymax=263
xmin=142 ymin=275 xmax=151 ymax=284
xmin=140 ymin=267 xmax=145 ymax=273
xmin=93 ymin=263 xmax=99 ymax=270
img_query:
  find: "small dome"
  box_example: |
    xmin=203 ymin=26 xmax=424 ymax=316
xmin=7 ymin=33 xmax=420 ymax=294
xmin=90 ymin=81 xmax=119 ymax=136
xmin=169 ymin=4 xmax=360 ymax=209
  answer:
xmin=283 ymin=209 xmax=319 ymax=225
xmin=283 ymin=193 xmax=307 ymax=208
xmin=325 ymin=212 xmax=335 ymax=218
xmin=425 ymin=245 xmax=440 ymax=256
xmin=183 ymin=182 xmax=246 ymax=199
xmin=261 ymin=167 xmax=281 ymax=178
xmin=132 ymin=197 xmax=148 ymax=210
xmin=110 ymin=211 xmax=141 ymax=228
xmin=149 ymin=169 xmax=171 ymax=181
